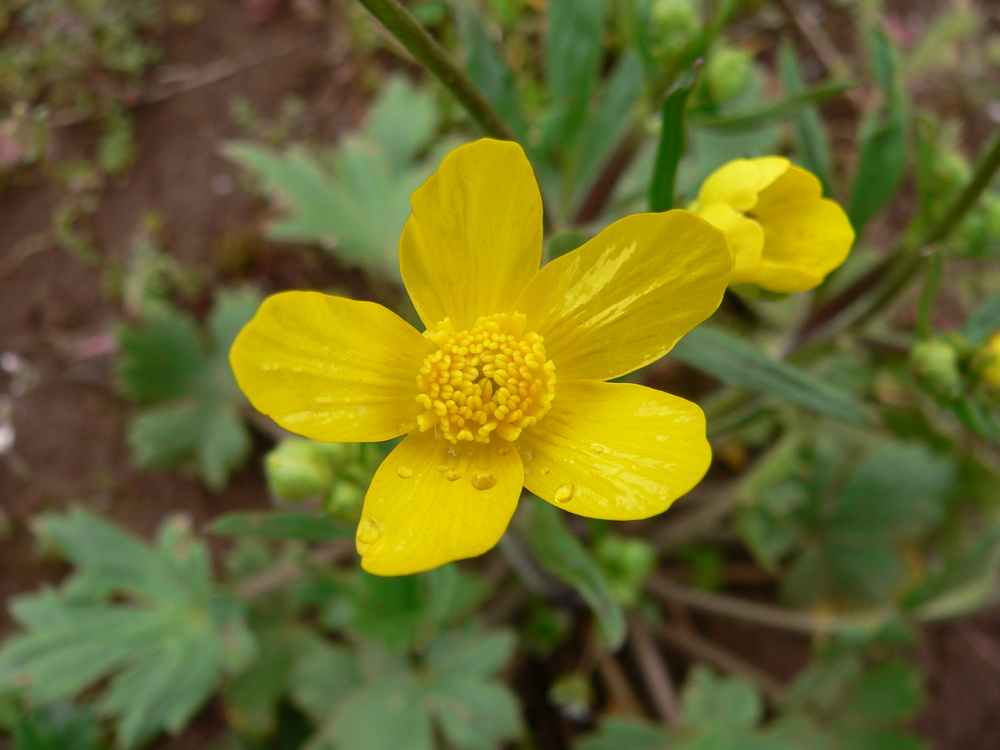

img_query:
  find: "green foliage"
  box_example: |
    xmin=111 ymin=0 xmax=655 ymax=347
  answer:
xmin=649 ymin=65 xmax=700 ymax=212
xmin=299 ymin=630 xmax=521 ymax=750
xmin=224 ymin=77 xmax=457 ymax=280
xmin=738 ymin=437 xmax=957 ymax=609
xmin=594 ymin=533 xmax=657 ymax=607
xmin=671 ymin=326 xmax=870 ymax=424
xmin=0 ymin=509 xmax=255 ymax=749
xmin=526 ymin=500 xmax=626 ymax=649
xmin=776 ymin=41 xmax=832 ymax=193
xmin=12 ymin=701 xmax=105 ymax=750
xmin=210 ymin=511 xmax=355 ymax=542
xmin=117 ymin=287 xmax=262 ymax=490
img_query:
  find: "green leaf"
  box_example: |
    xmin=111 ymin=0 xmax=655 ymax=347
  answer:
xmin=692 ymin=81 xmax=855 ymax=133
xmin=527 ymin=500 xmax=626 ymax=649
xmin=302 ymin=631 xmax=520 ymax=750
xmin=842 ymin=659 xmax=923 ymax=725
xmin=777 ymin=41 xmax=832 ymax=193
xmin=571 ymin=50 xmax=645 ymax=211
xmin=543 ymin=0 xmax=608 ymax=151
xmin=224 ymin=625 xmax=304 ymax=739
xmin=0 ymin=509 xmax=255 ymax=749
xmin=670 ymin=326 xmax=870 ymax=424
xmin=224 ymin=76 xmax=451 ymax=280
xmin=649 ymin=65 xmax=701 ymax=212
xmin=209 ymin=511 xmax=354 ymax=542
xmin=13 ymin=701 xmax=103 ymax=750
xmin=847 ymin=28 xmax=907 ymax=235
xmin=961 ymin=290 xmax=1000 ymax=344
xmin=681 ymin=666 xmax=762 ymax=732
xmin=457 ymin=3 xmax=526 ymax=141
xmin=903 ymin=528 xmax=1000 ymax=620
xmin=576 ymin=718 xmax=669 ymax=750
xmin=118 ymin=287 xmax=261 ymax=490
xmin=290 ymin=635 xmax=361 ymax=725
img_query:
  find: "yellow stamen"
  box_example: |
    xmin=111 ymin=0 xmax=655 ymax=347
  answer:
xmin=416 ymin=313 xmax=556 ymax=444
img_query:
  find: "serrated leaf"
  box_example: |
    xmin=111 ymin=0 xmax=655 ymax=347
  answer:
xmin=682 ymin=666 xmax=762 ymax=732
xmin=0 ymin=509 xmax=254 ymax=749
xmin=118 ymin=287 xmax=261 ymax=490
xmin=224 ymin=77 xmax=452 ymax=280
xmin=842 ymin=659 xmax=923 ymax=725
xmin=13 ymin=701 xmax=103 ymax=750
xmin=527 ymin=500 xmax=626 ymax=650
xmin=304 ymin=631 xmax=520 ymax=750
xmin=290 ymin=635 xmax=361 ymax=725
xmin=576 ymin=718 xmax=670 ymax=750
xmin=671 ymin=326 xmax=870 ymax=424
xmin=209 ymin=511 xmax=354 ymax=542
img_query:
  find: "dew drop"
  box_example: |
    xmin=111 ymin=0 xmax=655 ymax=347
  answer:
xmin=446 ymin=469 xmax=462 ymax=481
xmin=470 ymin=469 xmax=497 ymax=491
xmin=540 ymin=467 xmax=550 ymax=476
xmin=553 ymin=483 xmax=575 ymax=504
xmin=396 ymin=465 xmax=413 ymax=479
xmin=437 ymin=464 xmax=449 ymax=472
xmin=498 ymin=446 xmax=511 ymax=456
xmin=593 ymin=444 xmax=605 ymax=454
xmin=356 ymin=515 xmax=382 ymax=550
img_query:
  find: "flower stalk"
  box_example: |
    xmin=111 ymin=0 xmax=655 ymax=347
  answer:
xmin=353 ymin=0 xmax=517 ymax=142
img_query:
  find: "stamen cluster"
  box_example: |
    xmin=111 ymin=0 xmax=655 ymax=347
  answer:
xmin=416 ymin=313 xmax=556 ymax=443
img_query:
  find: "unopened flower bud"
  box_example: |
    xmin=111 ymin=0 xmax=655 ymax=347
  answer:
xmin=647 ymin=0 xmax=699 ymax=66
xmin=595 ymin=533 xmax=656 ymax=607
xmin=910 ymin=338 xmax=962 ymax=400
xmin=705 ymin=45 xmax=752 ymax=103
xmin=265 ymin=438 xmax=335 ymax=501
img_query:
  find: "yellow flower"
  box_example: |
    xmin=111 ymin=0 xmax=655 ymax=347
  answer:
xmin=691 ymin=157 xmax=855 ymax=293
xmin=980 ymin=332 xmax=1000 ymax=388
xmin=230 ymin=139 xmax=732 ymax=576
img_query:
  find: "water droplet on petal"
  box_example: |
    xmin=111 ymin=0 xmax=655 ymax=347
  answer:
xmin=437 ymin=464 xmax=448 ymax=472
xmin=540 ymin=467 xmax=550 ymax=476
xmin=470 ymin=469 xmax=497 ymax=490
xmin=356 ymin=515 xmax=382 ymax=551
xmin=396 ymin=465 xmax=413 ymax=478
xmin=553 ymin=483 xmax=574 ymax=504
xmin=498 ymin=446 xmax=511 ymax=456
xmin=446 ymin=469 xmax=462 ymax=481
xmin=593 ymin=444 xmax=605 ymax=454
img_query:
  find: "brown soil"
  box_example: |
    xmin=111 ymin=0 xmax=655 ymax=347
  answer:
xmin=1 ymin=0 xmax=1000 ymax=748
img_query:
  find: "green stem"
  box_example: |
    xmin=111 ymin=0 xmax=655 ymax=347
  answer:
xmin=353 ymin=0 xmax=516 ymax=142
xmin=915 ymin=247 xmax=944 ymax=339
xmin=796 ymin=124 xmax=1000 ymax=348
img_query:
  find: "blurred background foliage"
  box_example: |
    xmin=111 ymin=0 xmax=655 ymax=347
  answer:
xmin=3 ymin=0 xmax=1000 ymax=748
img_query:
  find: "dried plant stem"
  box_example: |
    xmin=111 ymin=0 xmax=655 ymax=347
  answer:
xmin=352 ymin=0 xmax=516 ymax=142
xmin=237 ymin=542 xmax=354 ymax=599
xmin=646 ymin=574 xmax=889 ymax=635
xmin=627 ymin=611 xmax=681 ymax=726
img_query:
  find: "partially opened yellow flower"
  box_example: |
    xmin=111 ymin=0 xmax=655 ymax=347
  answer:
xmin=230 ymin=139 xmax=732 ymax=576
xmin=691 ymin=157 xmax=854 ymax=293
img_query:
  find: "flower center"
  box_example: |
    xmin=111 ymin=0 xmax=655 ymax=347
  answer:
xmin=416 ymin=313 xmax=556 ymax=444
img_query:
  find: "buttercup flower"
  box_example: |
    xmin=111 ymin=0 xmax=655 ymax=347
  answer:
xmin=230 ymin=139 xmax=732 ymax=576
xmin=691 ymin=157 xmax=854 ymax=293
xmin=980 ymin=331 xmax=1000 ymax=388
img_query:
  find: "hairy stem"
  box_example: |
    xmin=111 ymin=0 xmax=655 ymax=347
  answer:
xmin=354 ymin=0 xmax=516 ymax=142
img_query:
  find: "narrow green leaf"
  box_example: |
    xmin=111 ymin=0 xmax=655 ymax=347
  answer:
xmin=777 ymin=41 xmax=832 ymax=193
xmin=527 ymin=500 xmax=626 ymax=650
xmin=649 ymin=65 xmax=700 ymax=212
xmin=542 ymin=0 xmax=608 ymax=150
xmin=209 ymin=511 xmax=354 ymax=542
xmin=692 ymin=80 xmax=855 ymax=133
xmin=847 ymin=28 xmax=908 ymax=234
xmin=671 ymin=326 xmax=870 ymax=424
xmin=961 ymin=290 xmax=1000 ymax=344
xmin=457 ymin=3 xmax=526 ymax=141
xmin=571 ymin=51 xmax=645 ymax=211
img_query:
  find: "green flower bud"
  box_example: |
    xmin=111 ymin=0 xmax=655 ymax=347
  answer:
xmin=647 ymin=0 xmax=700 ymax=66
xmin=265 ymin=438 xmax=335 ymax=501
xmin=910 ymin=338 xmax=963 ymax=400
xmin=548 ymin=672 xmax=592 ymax=721
xmin=326 ymin=480 xmax=365 ymax=516
xmin=595 ymin=533 xmax=656 ymax=607
xmin=705 ymin=44 xmax=752 ymax=104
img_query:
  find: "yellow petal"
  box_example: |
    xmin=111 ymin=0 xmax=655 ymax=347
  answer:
xmin=518 ymin=380 xmax=710 ymax=520
xmin=230 ymin=292 xmax=433 ymax=442
xmin=747 ymin=197 xmax=855 ymax=293
xmin=695 ymin=156 xmax=789 ymax=212
xmin=399 ymin=139 xmax=543 ymax=331
xmin=515 ymin=210 xmax=732 ymax=382
xmin=754 ymin=164 xmax=822 ymax=212
xmin=357 ymin=432 xmax=523 ymax=575
xmin=696 ymin=202 xmax=764 ymax=286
